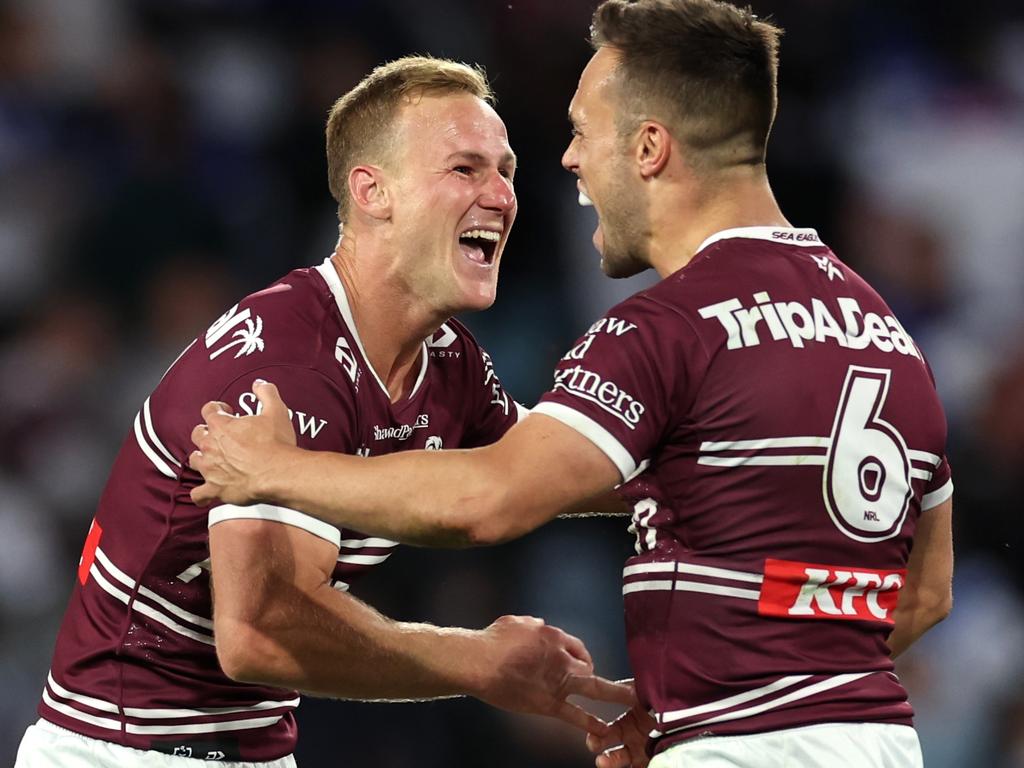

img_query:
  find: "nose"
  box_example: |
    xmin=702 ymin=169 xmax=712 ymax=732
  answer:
xmin=561 ymin=138 xmax=578 ymax=174
xmin=479 ymin=171 xmax=516 ymax=213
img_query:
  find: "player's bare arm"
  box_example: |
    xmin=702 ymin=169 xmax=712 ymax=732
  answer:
xmin=209 ymin=513 xmax=629 ymax=732
xmin=191 ymin=380 xmax=622 ymax=546
xmin=886 ymin=497 xmax=954 ymax=657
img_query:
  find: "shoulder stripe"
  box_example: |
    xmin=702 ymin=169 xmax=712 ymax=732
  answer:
xmin=209 ymin=504 xmax=341 ymax=548
xmin=133 ymin=412 xmax=176 ymax=479
xmin=143 ymin=398 xmax=181 ymax=468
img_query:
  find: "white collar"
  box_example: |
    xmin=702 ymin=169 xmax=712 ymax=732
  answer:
xmin=314 ymin=258 xmax=429 ymax=400
xmin=695 ymin=226 xmax=823 ymax=254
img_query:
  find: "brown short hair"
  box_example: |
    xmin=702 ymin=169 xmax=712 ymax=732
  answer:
xmin=591 ymin=0 xmax=782 ymax=168
xmin=326 ymin=56 xmax=493 ymax=223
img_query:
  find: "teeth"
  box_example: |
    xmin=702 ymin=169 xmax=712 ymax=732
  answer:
xmin=460 ymin=229 xmax=501 ymax=242
xmin=578 ymin=190 xmax=593 ymax=207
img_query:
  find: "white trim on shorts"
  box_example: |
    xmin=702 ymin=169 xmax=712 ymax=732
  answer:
xmin=15 ymin=719 xmax=298 ymax=768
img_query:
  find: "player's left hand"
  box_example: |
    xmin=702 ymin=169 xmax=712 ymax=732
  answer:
xmin=189 ymin=380 xmax=297 ymax=506
xmin=584 ymin=680 xmax=654 ymax=768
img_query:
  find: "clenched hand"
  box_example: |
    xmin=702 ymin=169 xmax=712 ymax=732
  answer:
xmin=190 ymin=380 xmax=296 ymax=506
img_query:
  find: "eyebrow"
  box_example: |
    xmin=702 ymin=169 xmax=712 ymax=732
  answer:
xmin=445 ymin=150 xmax=517 ymax=169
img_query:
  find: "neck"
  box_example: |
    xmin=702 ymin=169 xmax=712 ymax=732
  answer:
xmin=330 ymin=235 xmax=445 ymax=403
xmin=647 ymin=166 xmax=791 ymax=278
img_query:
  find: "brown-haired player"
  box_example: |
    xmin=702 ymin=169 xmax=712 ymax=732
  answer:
xmin=15 ymin=56 xmax=631 ymax=768
xmin=192 ymin=3 xmax=955 ymax=767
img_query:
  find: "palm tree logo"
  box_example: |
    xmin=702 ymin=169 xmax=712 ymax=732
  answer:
xmin=210 ymin=315 xmax=265 ymax=360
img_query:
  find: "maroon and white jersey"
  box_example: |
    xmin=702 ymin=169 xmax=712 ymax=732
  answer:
xmin=40 ymin=258 xmax=520 ymax=762
xmin=533 ymin=227 xmax=952 ymax=753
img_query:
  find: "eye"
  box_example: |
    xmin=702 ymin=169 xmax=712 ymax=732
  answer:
xmin=499 ymin=167 xmax=514 ymax=180
xmin=453 ymin=165 xmax=474 ymax=176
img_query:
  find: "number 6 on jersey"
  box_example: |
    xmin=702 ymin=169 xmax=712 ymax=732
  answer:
xmin=824 ymin=366 xmax=912 ymax=542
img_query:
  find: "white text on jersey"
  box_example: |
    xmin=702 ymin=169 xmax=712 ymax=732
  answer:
xmin=698 ymin=292 xmax=920 ymax=358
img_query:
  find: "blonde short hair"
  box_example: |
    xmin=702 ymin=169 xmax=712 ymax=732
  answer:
xmin=325 ymin=56 xmax=493 ymax=223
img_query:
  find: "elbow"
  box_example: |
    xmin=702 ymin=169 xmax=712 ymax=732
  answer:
xmin=215 ymin=619 xmax=290 ymax=686
xmin=448 ymin=485 xmax=519 ymax=548
xmin=931 ymin=590 xmax=953 ymax=625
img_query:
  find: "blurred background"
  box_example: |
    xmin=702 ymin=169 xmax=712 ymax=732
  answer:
xmin=2 ymin=0 xmax=1023 ymax=765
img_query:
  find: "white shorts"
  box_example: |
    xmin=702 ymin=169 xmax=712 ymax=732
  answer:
xmin=649 ymin=722 xmax=922 ymax=768
xmin=15 ymin=719 xmax=298 ymax=768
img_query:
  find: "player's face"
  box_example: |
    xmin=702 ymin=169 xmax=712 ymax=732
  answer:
xmin=562 ymin=47 xmax=649 ymax=278
xmin=387 ymin=94 xmax=517 ymax=314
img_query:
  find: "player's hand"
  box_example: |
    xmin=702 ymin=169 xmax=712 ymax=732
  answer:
xmin=189 ymin=380 xmax=297 ymax=506
xmin=584 ymin=682 xmax=655 ymax=768
xmin=472 ymin=615 xmax=634 ymax=735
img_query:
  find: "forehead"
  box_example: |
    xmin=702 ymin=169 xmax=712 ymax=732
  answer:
xmin=394 ymin=93 xmax=513 ymax=162
xmin=569 ymin=46 xmax=621 ymax=119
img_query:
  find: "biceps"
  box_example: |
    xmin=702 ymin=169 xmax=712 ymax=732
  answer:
xmin=208 ymin=515 xmax=340 ymax=627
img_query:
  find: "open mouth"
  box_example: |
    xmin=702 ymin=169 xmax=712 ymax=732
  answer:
xmin=458 ymin=228 xmax=501 ymax=266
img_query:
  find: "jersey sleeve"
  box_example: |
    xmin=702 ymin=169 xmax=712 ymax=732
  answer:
xmin=532 ymin=297 xmax=708 ymax=481
xmin=206 ymin=365 xmax=358 ymax=546
xmin=921 ymin=456 xmax=953 ymax=510
xmin=458 ymin=334 xmax=524 ymax=448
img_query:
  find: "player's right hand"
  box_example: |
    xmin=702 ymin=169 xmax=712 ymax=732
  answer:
xmin=472 ymin=615 xmax=634 ymax=735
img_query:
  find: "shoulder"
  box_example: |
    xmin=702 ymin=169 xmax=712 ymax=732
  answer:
xmin=202 ymin=267 xmax=336 ymax=370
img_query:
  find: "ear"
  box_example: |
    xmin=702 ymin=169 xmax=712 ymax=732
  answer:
xmin=635 ymin=121 xmax=671 ymax=179
xmin=348 ymin=165 xmax=391 ymax=221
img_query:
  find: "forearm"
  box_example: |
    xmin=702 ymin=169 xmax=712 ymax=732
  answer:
xmin=221 ymin=579 xmax=486 ymax=700
xmin=258 ymin=445 xmax=504 ymax=546
xmin=887 ymin=595 xmax=951 ymax=658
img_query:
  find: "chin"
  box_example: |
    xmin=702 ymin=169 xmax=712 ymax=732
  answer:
xmin=601 ymin=251 xmax=649 ymax=279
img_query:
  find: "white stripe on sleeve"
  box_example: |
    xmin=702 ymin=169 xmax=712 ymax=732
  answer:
xmin=209 ymin=504 xmax=342 ymax=548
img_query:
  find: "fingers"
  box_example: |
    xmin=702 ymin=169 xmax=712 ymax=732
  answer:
xmin=565 ymin=675 xmax=637 ymax=707
xmin=200 ymin=400 xmax=234 ymax=423
xmin=550 ymin=699 xmax=608 ymax=735
xmin=191 ymin=423 xmax=209 ymax=449
xmin=587 ymin=726 xmax=621 ymax=755
xmin=595 ymin=745 xmax=632 ymax=768
xmin=253 ymin=379 xmax=286 ymax=416
xmin=190 ymin=481 xmax=217 ymax=507
xmin=560 ymin=630 xmax=594 ymax=668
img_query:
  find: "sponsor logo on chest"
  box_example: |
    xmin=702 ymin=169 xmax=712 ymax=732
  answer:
xmin=757 ymin=558 xmax=905 ymax=624
xmin=698 ymin=293 xmax=920 ymax=358
xmin=237 ymin=391 xmax=327 ymax=439
xmin=373 ymin=414 xmax=430 ymax=441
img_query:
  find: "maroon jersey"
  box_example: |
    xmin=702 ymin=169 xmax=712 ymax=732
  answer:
xmin=534 ymin=227 xmax=952 ymax=753
xmin=40 ymin=258 xmax=520 ymax=761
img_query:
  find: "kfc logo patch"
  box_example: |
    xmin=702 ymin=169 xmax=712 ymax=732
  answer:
xmin=758 ymin=558 xmax=905 ymax=624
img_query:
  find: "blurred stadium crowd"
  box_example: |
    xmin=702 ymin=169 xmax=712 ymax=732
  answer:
xmin=2 ymin=0 xmax=1023 ymax=765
